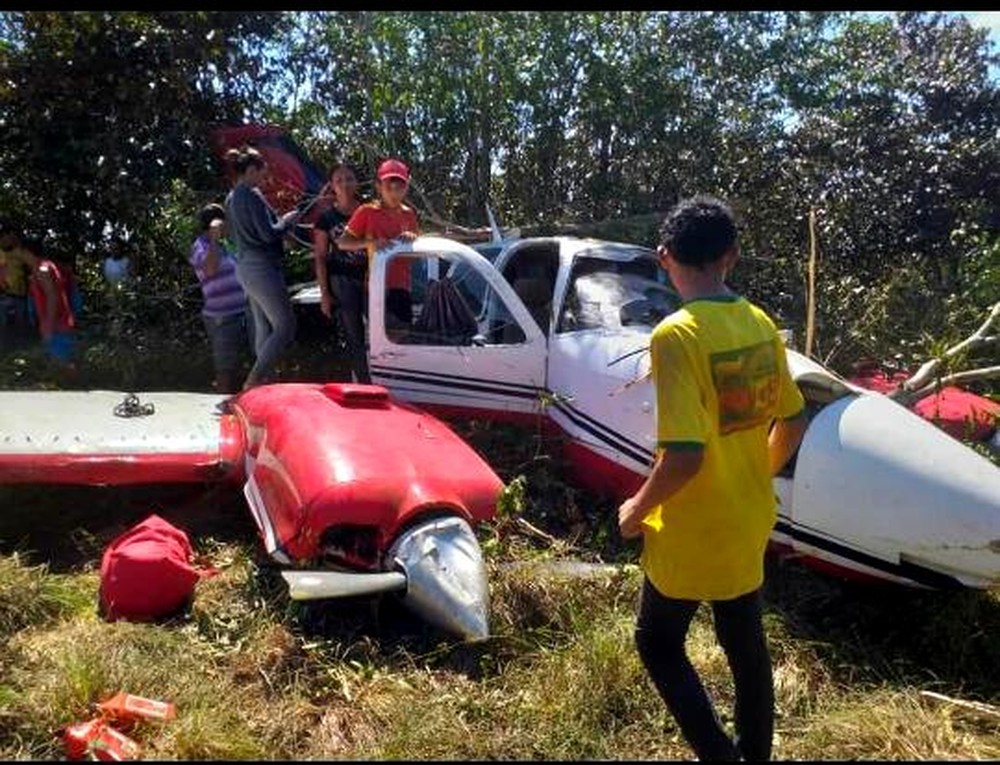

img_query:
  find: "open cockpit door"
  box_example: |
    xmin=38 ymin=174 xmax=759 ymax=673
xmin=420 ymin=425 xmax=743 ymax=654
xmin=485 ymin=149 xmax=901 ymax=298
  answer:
xmin=367 ymin=237 xmax=547 ymax=420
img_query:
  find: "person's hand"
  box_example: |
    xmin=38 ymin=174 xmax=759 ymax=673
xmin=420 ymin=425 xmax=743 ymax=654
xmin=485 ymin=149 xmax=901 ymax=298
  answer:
xmin=320 ymin=292 xmax=334 ymax=319
xmin=399 ymin=230 xmax=418 ymax=242
xmin=208 ymin=219 xmax=224 ymax=242
xmin=618 ymin=496 xmax=647 ymax=540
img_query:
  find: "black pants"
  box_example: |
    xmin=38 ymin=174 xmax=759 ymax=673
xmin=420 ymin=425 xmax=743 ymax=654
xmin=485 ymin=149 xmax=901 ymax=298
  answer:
xmin=635 ymin=577 xmax=773 ymax=761
xmin=329 ymin=272 xmax=370 ymax=384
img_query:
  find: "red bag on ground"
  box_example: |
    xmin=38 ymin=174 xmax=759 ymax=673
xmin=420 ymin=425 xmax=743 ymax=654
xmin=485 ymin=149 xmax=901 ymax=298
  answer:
xmin=99 ymin=514 xmax=205 ymax=622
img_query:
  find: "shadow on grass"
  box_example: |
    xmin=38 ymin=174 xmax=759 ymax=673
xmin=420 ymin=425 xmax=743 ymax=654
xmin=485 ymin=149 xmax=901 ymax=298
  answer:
xmin=248 ymin=556 xmax=512 ymax=681
xmin=762 ymin=555 xmax=1000 ymax=701
xmin=0 ymin=482 xmax=257 ymax=573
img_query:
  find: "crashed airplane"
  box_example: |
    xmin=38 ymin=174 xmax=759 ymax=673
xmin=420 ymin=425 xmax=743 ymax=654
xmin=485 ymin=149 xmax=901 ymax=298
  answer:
xmin=292 ymin=234 xmax=1000 ymax=590
xmin=2 ymin=233 xmax=997 ymax=646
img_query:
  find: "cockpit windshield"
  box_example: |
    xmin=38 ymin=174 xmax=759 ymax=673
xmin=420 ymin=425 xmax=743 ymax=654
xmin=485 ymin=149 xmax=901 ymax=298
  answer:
xmin=556 ymin=253 xmax=681 ymax=333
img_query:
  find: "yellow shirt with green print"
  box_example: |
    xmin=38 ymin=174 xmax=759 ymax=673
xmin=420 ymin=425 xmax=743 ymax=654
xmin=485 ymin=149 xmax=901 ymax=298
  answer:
xmin=641 ymin=295 xmax=805 ymax=601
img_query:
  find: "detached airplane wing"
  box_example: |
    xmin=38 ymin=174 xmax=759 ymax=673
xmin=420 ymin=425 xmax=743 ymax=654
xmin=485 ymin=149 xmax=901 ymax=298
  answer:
xmin=0 ymin=390 xmax=242 ymax=485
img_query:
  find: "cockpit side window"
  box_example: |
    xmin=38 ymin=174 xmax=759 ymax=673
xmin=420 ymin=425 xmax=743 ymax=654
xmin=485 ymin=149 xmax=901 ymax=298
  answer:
xmin=499 ymin=244 xmax=560 ymax=334
xmin=384 ymin=250 xmax=528 ymax=346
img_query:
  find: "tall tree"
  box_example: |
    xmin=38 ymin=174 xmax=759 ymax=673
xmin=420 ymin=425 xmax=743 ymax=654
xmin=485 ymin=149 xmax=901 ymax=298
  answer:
xmin=0 ymin=11 xmax=286 ymax=261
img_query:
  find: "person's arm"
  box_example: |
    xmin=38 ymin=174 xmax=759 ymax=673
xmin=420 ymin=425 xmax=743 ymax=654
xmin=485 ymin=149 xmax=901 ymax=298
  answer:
xmin=336 ymin=231 xmax=371 ymax=252
xmin=769 ymin=332 xmax=808 ymax=474
xmin=336 ymin=207 xmax=373 ymax=252
xmin=313 ymin=226 xmax=334 ymax=318
xmin=239 ymin=186 xmax=301 ymax=247
xmin=618 ymin=325 xmax=710 ymax=539
xmin=618 ymin=446 xmax=704 ymax=539
xmin=768 ymin=411 xmax=808 ymax=475
xmin=202 ymin=223 xmax=226 ymax=278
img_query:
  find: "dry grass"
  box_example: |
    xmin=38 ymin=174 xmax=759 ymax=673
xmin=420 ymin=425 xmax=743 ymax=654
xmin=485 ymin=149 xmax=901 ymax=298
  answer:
xmin=3 ymin=542 xmax=1000 ymax=761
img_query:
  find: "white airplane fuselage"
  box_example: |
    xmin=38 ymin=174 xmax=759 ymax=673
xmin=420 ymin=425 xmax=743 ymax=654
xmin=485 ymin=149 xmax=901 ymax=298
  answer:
xmin=339 ymin=236 xmax=1000 ymax=590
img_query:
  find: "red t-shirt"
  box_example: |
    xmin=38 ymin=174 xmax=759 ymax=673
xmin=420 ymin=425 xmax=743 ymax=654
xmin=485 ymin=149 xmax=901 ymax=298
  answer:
xmin=344 ymin=201 xmax=420 ymax=290
xmin=28 ymin=259 xmax=75 ymax=334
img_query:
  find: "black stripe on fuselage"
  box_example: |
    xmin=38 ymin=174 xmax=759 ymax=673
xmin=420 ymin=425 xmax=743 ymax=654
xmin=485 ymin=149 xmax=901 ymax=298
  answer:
xmin=548 ymin=400 xmax=654 ymax=467
xmin=774 ymin=517 xmax=964 ymax=589
xmin=372 ymin=365 xmax=654 ymax=468
xmin=370 ymin=365 xmax=541 ymax=400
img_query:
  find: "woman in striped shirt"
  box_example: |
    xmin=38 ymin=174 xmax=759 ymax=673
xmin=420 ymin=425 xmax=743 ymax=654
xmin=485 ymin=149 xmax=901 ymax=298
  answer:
xmin=190 ymin=203 xmax=251 ymax=394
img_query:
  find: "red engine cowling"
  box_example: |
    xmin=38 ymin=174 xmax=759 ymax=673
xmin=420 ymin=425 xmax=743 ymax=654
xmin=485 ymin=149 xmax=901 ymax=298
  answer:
xmin=230 ymin=383 xmax=503 ymax=566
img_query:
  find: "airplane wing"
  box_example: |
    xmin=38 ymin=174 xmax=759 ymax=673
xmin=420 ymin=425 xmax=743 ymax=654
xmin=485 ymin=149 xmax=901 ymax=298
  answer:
xmin=0 ymin=390 xmax=243 ymax=485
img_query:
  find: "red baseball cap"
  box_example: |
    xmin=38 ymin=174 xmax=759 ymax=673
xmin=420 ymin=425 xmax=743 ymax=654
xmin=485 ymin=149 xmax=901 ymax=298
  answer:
xmin=377 ymin=158 xmax=410 ymax=182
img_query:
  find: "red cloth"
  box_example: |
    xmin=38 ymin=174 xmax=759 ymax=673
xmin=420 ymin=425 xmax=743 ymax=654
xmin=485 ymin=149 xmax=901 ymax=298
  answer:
xmin=99 ymin=515 xmax=204 ymax=622
xmin=912 ymin=387 xmax=999 ymax=442
xmin=849 ymin=369 xmax=999 ymax=442
xmin=28 ymin=258 xmax=75 ymax=333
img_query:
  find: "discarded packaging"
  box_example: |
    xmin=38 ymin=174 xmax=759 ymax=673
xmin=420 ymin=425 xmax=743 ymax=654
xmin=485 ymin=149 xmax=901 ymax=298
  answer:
xmin=98 ymin=691 xmax=177 ymax=723
xmin=62 ymin=718 xmax=141 ymax=761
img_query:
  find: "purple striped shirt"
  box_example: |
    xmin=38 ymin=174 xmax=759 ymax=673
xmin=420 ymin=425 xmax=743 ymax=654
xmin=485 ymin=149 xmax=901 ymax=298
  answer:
xmin=189 ymin=235 xmax=247 ymax=318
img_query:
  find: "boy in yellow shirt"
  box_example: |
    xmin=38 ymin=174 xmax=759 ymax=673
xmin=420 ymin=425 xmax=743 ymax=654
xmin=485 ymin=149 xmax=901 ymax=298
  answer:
xmin=0 ymin=222 xmax=31 ymax=333
xmin=618 ymin=196 xmax=807 ymax=761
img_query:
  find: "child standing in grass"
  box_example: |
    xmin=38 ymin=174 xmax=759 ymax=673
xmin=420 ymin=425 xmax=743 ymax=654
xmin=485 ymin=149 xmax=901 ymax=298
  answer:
xmin=190 ymin=203 xmax=251 ymax=394
xmin=618 ymin=195 xmax=807 ymax=761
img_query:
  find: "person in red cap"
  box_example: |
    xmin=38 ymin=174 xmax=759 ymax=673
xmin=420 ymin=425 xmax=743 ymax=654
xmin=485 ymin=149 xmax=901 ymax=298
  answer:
xmin=337 ymin=158 xmax=420 ymax=327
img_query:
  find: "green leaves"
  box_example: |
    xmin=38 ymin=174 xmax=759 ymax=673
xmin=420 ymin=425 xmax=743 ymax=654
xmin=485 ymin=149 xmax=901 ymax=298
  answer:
xmin=0 ymin=12 xmax=283 ymax=260
xmin=0 ymin=11 xmax=995 ymax=374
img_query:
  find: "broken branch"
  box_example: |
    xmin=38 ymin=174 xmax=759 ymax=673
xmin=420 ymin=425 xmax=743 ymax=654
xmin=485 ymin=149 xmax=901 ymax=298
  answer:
xmin=891 ymin=301 xmax=1000 ymax=404
xmin=902 ymin=365 xmax=1000 ymax=406
xmin=920 ymin=690 xmax=1000 ymax=720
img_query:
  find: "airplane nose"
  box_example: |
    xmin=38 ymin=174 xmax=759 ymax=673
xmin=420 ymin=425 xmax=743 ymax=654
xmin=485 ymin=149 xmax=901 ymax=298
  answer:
xmin=389 ymin=515 xmax=491 ymax=640
xmin=787 ymin=391 xmax=1000 ymax=587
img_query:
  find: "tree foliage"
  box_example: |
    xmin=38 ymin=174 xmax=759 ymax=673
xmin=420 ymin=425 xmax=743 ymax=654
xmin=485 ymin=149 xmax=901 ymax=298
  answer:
xmin=0 ymin=11 xmax=997 ymax=372
xmin=0 ymin=12 xmax=283 ymax=260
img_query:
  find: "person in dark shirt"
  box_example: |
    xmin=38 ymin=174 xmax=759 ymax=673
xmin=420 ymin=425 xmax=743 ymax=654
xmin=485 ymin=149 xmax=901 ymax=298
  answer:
xmin=312 ymin=163 xmax=369 ymax=383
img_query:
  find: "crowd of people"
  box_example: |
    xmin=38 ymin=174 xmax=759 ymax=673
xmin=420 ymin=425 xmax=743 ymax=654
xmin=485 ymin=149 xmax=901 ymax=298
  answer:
xmin=0 ymin=148 xmax=422 ymax=393
xmin=192 ymin=146 xmax=420 ymax=393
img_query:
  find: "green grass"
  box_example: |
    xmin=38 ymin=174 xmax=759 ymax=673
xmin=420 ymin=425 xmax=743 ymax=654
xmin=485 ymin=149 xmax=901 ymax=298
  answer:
xmin=4 ymin=545 xmax=1000 ymax=760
